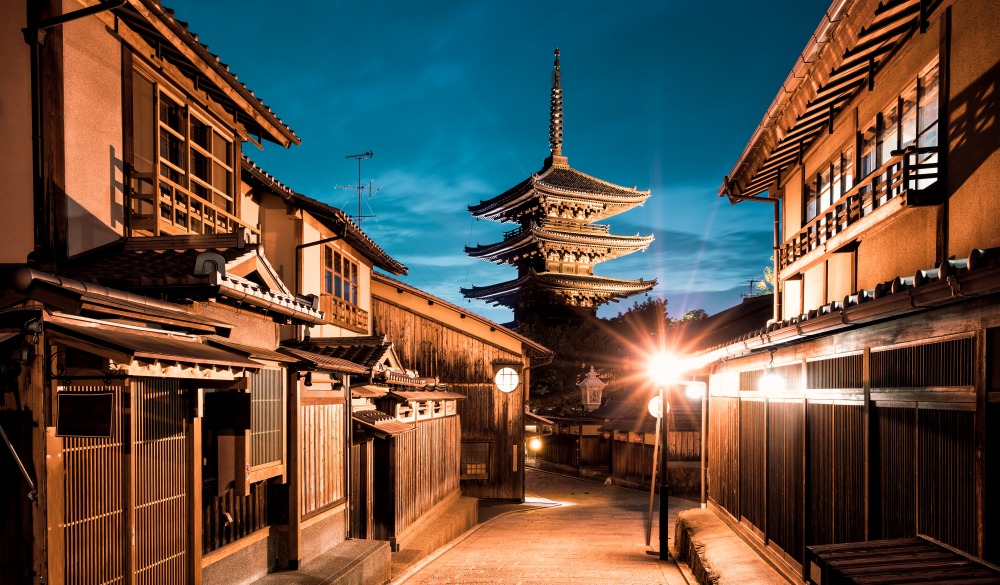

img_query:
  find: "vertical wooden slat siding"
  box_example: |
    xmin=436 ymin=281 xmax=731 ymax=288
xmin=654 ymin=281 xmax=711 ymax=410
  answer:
xmin=767 ymin=400 xmax=804 ymax=563
xmin=740 ymin=400 xmax=766 ymax=528
xmin=877 ymin=405 xmax=917 ymax=540
xmin=918 ymin=409 xmax=976 ymax=553
xmin=202 ymin=482 xmax=270 ymax=554
xmin=300 ymin=402 xmax=345 ymax=518
xmin=708 ymin=396 xmax=739 ymax=515
xmin=807 ymin=355 xmax=863 ymax=389
xmin=806 ymin=403 xmax=834 ymax=547
xmin=371 ymin=298 xmax=524 ymax=500
xmin=249 ymin=369 xmax=284 ymax=467
xmin=871 ymin=337 xmax=974 ymax=387
xmin=833 ymin=404 xmax=865 ymax=544
xmin=383 ymin=415 xmax=461 ymax=541
xmin=132 ymin=378 xmax=187 ymax=585
xmin=61 ymin=384 xmax=126 ymax=585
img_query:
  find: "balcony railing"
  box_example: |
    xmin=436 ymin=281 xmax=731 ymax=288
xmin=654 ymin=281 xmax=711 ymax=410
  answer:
xmin=320 ymin=293 xmax=369 ymax=333
xmin=129 ymin=172 xmax=258 ymax=237
xmin=778 ymin=146 xmax=940 ymax=271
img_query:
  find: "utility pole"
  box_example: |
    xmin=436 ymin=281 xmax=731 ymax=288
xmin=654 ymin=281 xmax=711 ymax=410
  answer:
xmin=336 ymin=151 xmax=379 ymax=227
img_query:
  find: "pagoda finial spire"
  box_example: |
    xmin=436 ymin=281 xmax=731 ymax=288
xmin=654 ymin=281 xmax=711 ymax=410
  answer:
xmin=549 ymin=48 xmax=564 ymax=158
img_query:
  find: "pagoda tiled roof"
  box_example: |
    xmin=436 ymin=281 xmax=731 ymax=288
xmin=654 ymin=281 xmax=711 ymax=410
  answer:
xmin=468 ymin=161 xmax=651 ymax=222
xmin=466 ymin=222 xmax=654 ymax=263
xmin=460 ymin=269 xmax=655 ymax=307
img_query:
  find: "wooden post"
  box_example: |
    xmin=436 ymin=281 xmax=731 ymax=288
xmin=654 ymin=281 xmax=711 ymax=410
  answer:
xmin=45 ymin=428 xmax=64 ymax=585
xmin=187 ymin=406 xmax=203 ymax=585
xmin=864 ymin=347 xmax=877 ymax=540
xmin=974 ymin=328 xmax=986 ymax=558
xmin=287 ymin=373 xmax=301 ymax=569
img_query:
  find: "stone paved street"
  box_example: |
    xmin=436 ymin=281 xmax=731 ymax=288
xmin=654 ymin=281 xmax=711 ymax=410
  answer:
xmin=394 ymin=469 xmax=697 ymax=584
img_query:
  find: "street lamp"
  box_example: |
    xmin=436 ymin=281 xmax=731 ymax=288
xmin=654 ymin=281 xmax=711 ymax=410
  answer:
xmin=646 ymin=352 xmax=681 ymax=561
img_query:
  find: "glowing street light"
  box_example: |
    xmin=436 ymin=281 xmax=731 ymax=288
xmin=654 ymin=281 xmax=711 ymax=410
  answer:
xmin=528 ymin=437 xmax=542 ymax=451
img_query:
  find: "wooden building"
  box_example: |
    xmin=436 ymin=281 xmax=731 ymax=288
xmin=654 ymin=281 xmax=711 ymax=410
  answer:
xmin=694 ymin=0 xmax=1000 ymax=581
xmin=371 ymin=273 xmax=553 ymax=501
xmin=462 ymin=50 xmax=656 ymax=324
xmin=0 ymin=1 xmax=458 ymax=582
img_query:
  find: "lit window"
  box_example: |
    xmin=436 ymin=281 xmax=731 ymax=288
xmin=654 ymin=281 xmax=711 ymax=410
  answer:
xmin=461 ymin=442 xmax=490 ymax=479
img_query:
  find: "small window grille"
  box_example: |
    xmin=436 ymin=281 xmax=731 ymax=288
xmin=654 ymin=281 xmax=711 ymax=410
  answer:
xmin=461 ymin=442 xmax=490 ymax=479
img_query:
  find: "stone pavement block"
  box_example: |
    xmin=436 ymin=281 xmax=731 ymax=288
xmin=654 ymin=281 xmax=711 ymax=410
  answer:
xmin=673 ymin=508 xmax=789 ymax=585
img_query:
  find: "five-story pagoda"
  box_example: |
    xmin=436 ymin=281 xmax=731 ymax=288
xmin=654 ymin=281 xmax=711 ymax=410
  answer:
xmin=462 ymin=50 xmax=656 ymax=324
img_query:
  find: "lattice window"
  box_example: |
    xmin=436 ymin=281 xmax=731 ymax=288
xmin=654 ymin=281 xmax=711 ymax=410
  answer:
xmin=250 ymin=369 xmax=284 ymax=467
xmin=461 ymin=442 xmax=490 ymax=480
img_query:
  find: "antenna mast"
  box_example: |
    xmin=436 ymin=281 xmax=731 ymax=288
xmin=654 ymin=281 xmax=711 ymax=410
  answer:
xmin=336 ymin=151 xmax=379 ymax=227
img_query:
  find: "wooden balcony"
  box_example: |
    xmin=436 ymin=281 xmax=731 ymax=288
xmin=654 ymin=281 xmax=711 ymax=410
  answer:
xmin=129 ymin=172 xmax=259 ymax=237
xmin=320 ymin=293 xmax=369 ymax=333
xmin=778 ymin=147 xmax=941 ymax=271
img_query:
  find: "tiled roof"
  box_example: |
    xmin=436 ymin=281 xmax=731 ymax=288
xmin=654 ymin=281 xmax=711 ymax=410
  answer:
xmin=466 ymin=222 xmax=654 ymax=262
xmin=117 ymin=1 xmax=299 ymax=146
xmin=690 ymin=247 xmax=1000 ymax=366
xmin=298 ymin=335 xmax=394 ymax=370
xmin=242 ymin=157 xmax=408 ymax=276
xmin=279 ymin=346 xmax=368 ymax=374
xmin=468 ymin=162 xmax=650 ymax=222
xmin=461 ymin=270 xmax=656 ymax=303
xmin=352 ymin=408 xmax=415 ymax=436
xmin=62 ymin=235 xmax=324 ymax=323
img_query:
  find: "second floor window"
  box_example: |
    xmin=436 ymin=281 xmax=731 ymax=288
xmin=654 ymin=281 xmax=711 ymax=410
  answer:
xmin=805 ymin=145 xmax=854 ymax=223
xmin=324 ymin=246 xmax=359 ymax=305
xmin=131 ymin=68 xmax=240 ymax=236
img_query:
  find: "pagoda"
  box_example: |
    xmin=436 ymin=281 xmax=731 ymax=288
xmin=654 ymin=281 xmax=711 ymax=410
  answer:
xmin=462 ymin=50 xmax=656 ymax=324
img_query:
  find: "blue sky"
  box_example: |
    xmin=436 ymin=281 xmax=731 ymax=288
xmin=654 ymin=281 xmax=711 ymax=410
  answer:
xmin=168 ymin=0 xmax=828 ymax=323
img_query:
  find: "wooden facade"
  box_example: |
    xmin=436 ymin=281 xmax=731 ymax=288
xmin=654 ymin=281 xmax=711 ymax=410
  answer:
xmin=371 ymin=273 xmax=551 ymax=501
xmin=700 ymin=0 xmax=1000 ymax=581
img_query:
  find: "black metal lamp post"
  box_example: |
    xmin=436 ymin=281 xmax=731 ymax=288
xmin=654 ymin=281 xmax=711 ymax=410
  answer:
xmin=658 ymin=383 xmax=671 ymax=561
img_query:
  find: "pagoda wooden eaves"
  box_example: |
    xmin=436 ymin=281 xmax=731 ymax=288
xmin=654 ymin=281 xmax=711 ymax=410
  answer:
xmin=460 ymin=270 xmax=656 ymax=309
xmin=465 ymin=223 xmax=654 ymax=265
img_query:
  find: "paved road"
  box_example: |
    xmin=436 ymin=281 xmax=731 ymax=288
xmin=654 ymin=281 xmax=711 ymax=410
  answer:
xmin=395 ymin=469 xmax=696 ymax=585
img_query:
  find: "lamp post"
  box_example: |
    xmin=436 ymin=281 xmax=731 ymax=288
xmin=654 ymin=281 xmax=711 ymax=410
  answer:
xmin=658 ymin=383 xmax=671 ymax=561
xmin=647 ymin=352 xmax=680 ymax=561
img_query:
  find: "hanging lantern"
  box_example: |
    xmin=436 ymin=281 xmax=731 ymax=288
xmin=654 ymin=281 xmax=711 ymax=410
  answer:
xmin=602 ymin=430 xmax=612 ymax=440
xmin=577 ymin=366 xmax=607 ymax=412
xmin=633 ymin=433 xmax=645 ymax=444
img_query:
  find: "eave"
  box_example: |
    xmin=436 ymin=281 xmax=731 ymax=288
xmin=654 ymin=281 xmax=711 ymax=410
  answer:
xmin=720 ymin=0 xmax=936 ymax=200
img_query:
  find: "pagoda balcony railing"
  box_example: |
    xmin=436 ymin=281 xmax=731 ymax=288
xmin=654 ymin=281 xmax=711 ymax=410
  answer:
xmin=320 ymin=293 xmax=369 ymax=333
xmin=504 ymin=221 xmax=610 ymax=240
xmin=778 ymin=146 xmax=940 ymax=271
xmin=129 ymin=171 xmax=259 ymax=238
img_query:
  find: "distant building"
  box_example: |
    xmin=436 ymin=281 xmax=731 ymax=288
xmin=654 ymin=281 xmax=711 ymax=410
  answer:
xmin=462 ymin=50 xmax=655 ymax=324
xmin=691 ymin=0 xmax=1000 ymax=581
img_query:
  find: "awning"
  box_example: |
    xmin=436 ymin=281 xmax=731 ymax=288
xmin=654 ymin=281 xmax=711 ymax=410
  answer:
xmin=45 ymin=320 xmax=259 ymax=375
xmin=352 ymin=384 xmax=389 ymax=398
xmin=388 ymin=390 xmax=467 ymax=402
xmin=353 ymin=408 xmax=415 ymax=438
xmin=280 ymin=346 xmax=368 ymax=375
xmin=207 ymin=339 xmax=299 ymax=364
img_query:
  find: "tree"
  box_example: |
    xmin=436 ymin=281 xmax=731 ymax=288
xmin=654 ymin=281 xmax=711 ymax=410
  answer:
xmin=755 ymin=256 xmax=776 ymax=296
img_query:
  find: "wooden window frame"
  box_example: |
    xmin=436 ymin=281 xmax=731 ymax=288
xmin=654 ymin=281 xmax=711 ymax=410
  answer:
xmin=461 ymin=442 xmax=490 ymax=480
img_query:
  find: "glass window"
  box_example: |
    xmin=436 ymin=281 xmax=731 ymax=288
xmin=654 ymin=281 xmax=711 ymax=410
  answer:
xmin=323 ymin=245 xmax=360 ymax=306
xmin=461 ymin=442 xmax=490 ymax=479
xmin=918 ymin=62 xmax=939 ymax=149
xmin=900 ymin=85 xmax=918 ymax=150
xmin=843 ymin=146 xmax=854 ymax=192
xmin=818 ymin=165 xmax=832 ymax=212
xmin=805 ymin=181 xmax=818 ymax=222
xmin=880 ymin=102 xmax=899 ymax=164
xmin=861 ymin=124 xmax=878 ymax=179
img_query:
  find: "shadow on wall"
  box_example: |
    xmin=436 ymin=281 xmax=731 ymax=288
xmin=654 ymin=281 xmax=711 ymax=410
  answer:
xmin=949 ymin=60 xmax=999 ymax=195
xmin=62 ymin=144 xmax=126 ymax=257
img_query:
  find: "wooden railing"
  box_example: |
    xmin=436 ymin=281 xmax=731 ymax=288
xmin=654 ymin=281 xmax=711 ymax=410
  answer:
xmin=129 ymin=172 xmax=258 ymax=237
xmin=321 ymin=293 xmax=369 ymax=333
xmin=778 ymin=147 xmax=940 ymax=271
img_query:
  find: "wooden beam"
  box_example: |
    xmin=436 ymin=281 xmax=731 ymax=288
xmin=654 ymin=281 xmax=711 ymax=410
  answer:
xmin=122 ymin=0 xmax=294 ymax=146
xmin=187 ymin=413 xmax=203 ymax=585
xmin=45 ymin=429 xmax=65 ymax=585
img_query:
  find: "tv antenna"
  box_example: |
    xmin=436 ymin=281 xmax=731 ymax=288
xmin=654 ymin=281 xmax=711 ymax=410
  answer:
xmin=742 ymin=279 xmax=760 ymax=299
xmin=335 ymin=151 xmax=380 ymax=227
